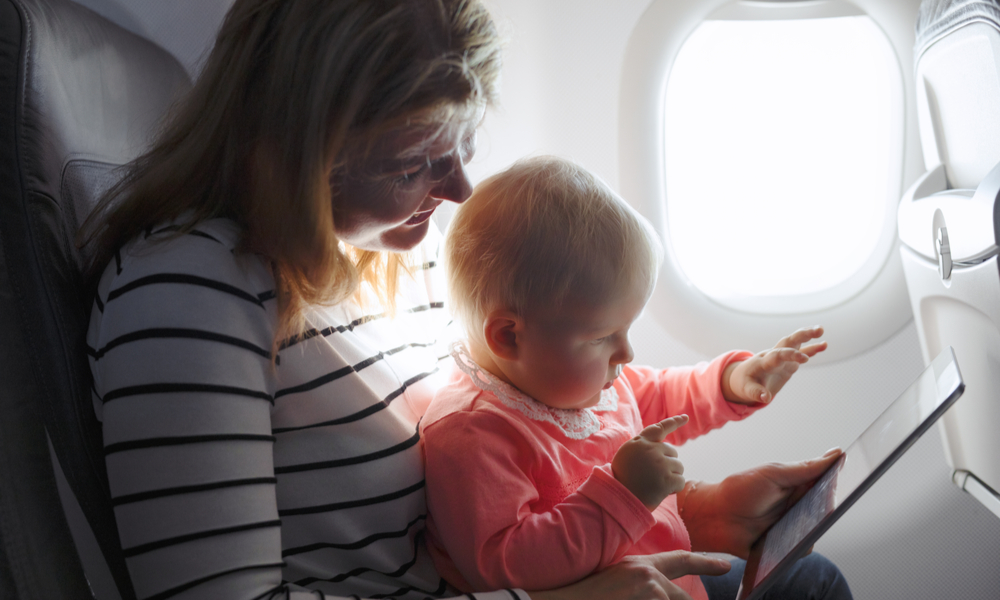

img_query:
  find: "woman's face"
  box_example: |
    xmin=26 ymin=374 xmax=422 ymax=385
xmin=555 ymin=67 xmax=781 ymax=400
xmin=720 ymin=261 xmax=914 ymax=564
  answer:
xmin=331 ymin=116 xmax=480 ymax=252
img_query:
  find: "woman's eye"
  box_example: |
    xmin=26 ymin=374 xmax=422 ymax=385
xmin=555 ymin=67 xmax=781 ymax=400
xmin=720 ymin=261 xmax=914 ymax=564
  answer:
xmin=392 ymin=156 xmax=453 ymax=187
xmin=394 ymin=165 xmax=428 ymax=185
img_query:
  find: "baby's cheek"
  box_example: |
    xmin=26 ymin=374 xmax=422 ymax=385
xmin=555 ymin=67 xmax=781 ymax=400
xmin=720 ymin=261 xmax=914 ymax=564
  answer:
xmin=546 ymin=370 xmax=589 ymax=398
xmin=569 ymin=379 xmax=604 ymax=406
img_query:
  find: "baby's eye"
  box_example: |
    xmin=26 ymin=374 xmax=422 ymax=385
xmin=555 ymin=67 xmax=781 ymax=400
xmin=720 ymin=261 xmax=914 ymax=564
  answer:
xmin=590 ymin=335 xmax=610 ymax=345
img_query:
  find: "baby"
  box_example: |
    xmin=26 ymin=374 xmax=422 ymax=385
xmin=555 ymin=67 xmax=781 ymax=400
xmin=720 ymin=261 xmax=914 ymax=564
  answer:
xmin=420 ymin=156 xmax=826 ymax=599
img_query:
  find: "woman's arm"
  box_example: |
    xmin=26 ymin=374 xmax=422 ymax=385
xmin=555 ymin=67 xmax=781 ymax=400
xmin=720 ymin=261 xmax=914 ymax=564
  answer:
xmin=676 ymin=449 xmax=844 ymax=557
xmin=89 ymin=231 xmax=298 ymax=600
xmin=527 ymin=552 xmax=731 ymax=600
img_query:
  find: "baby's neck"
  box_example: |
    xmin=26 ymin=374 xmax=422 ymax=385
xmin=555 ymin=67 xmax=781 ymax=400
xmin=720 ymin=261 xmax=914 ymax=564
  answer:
xmin=465 ymin=340 xmax=519 ymax=389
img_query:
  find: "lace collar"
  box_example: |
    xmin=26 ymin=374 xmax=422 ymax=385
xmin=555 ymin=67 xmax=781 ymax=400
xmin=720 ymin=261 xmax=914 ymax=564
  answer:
xmin=451 ymin=343 xmax=618 ymax=440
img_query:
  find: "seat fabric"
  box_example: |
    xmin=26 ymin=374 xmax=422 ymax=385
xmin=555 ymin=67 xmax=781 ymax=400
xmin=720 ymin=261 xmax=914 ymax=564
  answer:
xmin=0 ymin=0 xmax=190 ymax=598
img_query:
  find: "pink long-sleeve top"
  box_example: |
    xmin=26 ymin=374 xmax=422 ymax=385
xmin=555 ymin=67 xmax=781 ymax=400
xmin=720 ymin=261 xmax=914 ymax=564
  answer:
xmin=420 ymin=346 xmax=760 ymax=599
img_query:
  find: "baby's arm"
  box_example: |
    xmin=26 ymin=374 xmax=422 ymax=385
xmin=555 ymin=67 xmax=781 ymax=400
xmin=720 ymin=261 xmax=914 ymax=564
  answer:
xmin=626 ymin=350 xmax=753 ymax=445
xmin=627 ymin=327 xmax=826 ymax=445
xmin=422 ymin=411 xmax=656 ymax=592
xmin=723 ymin=326 xmax=826 ymax=405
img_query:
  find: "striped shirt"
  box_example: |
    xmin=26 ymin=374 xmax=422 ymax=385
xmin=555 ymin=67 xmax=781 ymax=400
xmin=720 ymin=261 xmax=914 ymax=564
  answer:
xmin=87 ymin=218 xmax=528 ymax=600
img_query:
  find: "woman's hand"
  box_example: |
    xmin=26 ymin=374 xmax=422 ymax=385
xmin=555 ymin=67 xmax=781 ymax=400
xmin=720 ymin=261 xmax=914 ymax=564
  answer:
xmin=679 ymin=448 xmax=843 ymax=558
xmin=527 ymin=551 xmax=731 ymax=600
xmin=722 ymin=326 xmax=827 ymax=405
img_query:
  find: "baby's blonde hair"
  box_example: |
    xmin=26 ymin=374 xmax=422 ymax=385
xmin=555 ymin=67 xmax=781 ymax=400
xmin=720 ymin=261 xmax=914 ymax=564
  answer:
xmin=446 ymin=156 xmax=663 ymax=345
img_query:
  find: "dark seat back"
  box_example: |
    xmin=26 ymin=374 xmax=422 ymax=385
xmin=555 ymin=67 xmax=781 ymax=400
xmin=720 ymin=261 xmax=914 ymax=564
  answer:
xmin=0 ymin=0 xmax=190 ymax=597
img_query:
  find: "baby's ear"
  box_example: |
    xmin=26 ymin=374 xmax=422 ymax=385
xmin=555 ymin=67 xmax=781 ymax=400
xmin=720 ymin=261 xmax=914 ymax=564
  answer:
xmin=483 ymin=310 xmax=521 ymax=360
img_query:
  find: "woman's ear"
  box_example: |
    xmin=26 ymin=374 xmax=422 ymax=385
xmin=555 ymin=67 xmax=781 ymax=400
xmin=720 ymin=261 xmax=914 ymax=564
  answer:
xmin=483 ymin=310 xmax=521 ymax=361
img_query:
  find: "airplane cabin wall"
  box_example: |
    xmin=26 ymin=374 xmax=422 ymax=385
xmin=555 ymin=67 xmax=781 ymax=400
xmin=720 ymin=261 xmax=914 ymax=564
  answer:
xmin=474 ymin=3 xmax=1000 ymax=599
xmin=68 ymin=0 xmax=1000 ymax=598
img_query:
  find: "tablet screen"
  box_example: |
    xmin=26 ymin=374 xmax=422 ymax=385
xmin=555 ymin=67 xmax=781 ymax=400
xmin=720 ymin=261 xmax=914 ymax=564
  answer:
xmin=736 ymin=348 xmax=964 ymax=600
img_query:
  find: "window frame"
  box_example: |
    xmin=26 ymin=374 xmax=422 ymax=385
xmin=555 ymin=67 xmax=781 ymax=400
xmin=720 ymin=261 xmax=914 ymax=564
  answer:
xmin=619 ymin=0 xmax=924 ymax=362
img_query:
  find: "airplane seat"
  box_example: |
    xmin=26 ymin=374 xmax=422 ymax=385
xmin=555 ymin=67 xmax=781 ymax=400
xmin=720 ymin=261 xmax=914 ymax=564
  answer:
xmin=0 ymin=0 xmax=191 ymax=598
xmin=897 ymin=0 xmax=1000 ymax=519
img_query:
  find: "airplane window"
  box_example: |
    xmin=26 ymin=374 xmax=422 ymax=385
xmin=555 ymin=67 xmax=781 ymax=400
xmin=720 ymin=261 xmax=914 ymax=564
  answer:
xmin=621 ymin=0 xmax=918 ymax=361
xmin=663 ymin=16 xmax=899 ymax=314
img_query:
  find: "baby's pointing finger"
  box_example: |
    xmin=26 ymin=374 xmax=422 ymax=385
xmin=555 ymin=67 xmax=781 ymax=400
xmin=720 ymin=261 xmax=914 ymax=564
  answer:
xmin=638 ymin=414 xmax=689 ymax=442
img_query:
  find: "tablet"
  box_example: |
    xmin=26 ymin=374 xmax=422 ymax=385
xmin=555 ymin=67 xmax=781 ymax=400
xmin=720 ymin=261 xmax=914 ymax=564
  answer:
xmin=735 ymin=346 xmax=964 ymax=600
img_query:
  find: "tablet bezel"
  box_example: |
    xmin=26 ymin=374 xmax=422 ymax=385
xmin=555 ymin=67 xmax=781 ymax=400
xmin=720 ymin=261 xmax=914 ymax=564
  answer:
xmin=735 ymin=346 xmax=964 ymax=600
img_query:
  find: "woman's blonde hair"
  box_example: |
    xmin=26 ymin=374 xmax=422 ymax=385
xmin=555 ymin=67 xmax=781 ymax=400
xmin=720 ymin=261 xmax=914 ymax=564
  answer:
xmin=445 ymin=156 xmax=663 ymax=346
xmin=79 ymin=0 xmax=502 ymax=354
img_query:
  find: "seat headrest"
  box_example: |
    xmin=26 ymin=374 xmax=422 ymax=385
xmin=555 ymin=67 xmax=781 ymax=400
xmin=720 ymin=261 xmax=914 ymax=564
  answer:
xmin=15 ymin=0 xmax=191 ymax=232
xmin=916 ymin=0 xmax=1000 ymax=64
xmin=914 ymin=0 xmax=1000 ymax=188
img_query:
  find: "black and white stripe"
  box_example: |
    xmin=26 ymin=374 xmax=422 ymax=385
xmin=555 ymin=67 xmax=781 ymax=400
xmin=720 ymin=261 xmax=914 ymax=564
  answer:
xmin=88 ymin=219 xmax=525 ymax=600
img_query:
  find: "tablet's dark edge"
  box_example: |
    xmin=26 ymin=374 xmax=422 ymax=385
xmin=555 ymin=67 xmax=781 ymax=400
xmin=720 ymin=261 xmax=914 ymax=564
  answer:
xmin=736 ymin=378 xmax=965 ymax=600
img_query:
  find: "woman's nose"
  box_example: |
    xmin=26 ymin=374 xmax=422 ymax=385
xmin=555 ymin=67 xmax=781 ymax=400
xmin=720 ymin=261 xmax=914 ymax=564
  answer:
xmin=430 ymin=158 xmax=474 ymax=204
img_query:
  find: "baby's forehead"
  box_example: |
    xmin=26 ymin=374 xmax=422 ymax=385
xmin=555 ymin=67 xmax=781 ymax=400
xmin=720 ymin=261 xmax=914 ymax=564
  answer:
xmin=524 ymin=278 xmax=652 ymax=329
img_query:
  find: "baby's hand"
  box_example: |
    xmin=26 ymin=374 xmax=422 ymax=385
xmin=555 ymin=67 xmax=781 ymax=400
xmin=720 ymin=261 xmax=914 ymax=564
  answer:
xmin=724 ymin=326 xmax=827 ymax=405
xmin=612 ymin=415 xmax=689 ymax=511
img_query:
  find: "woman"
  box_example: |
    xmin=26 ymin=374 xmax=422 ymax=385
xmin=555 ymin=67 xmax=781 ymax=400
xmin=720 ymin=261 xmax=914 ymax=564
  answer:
xmin=81 ymin=1 xmax=845 ymax=599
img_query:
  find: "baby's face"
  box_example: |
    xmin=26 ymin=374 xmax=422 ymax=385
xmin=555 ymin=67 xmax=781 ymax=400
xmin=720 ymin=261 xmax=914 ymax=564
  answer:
xmin=509 ymin=281 xmax=649 ymax=410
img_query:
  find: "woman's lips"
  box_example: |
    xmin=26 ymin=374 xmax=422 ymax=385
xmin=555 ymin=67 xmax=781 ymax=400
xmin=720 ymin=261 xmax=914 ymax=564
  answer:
xmin=405 ymin=207 xmax=436 ymax=225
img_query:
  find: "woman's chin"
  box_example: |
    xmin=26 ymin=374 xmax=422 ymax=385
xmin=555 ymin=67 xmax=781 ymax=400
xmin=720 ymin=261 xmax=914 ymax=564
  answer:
xmin=379 ymin=218 xmax=434 ymax=252
xmin=344 ymin=219 xmax=433 ymax=253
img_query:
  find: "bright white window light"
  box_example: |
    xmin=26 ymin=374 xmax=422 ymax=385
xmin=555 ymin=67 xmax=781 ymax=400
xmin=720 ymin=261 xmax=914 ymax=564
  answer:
xmin=664 ymin=16 xmax=897 ymax=312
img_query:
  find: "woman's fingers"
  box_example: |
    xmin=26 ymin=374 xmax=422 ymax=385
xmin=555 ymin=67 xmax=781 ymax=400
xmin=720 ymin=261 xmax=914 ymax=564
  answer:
xmin=767 ymin=448 xmax=844 ymax=489
xmin=638 ymin=414 xmax=689 ymax=442
xmin=532 ymin=554 xmax=709 ymax=600
xmin=646 ymin=550 xmax=732 ymax=580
